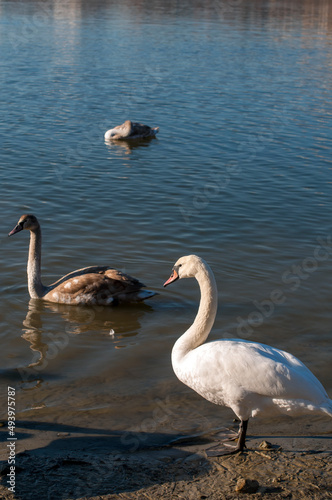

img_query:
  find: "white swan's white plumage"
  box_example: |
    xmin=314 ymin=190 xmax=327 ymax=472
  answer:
xmin=104 ymin=120 xmax=159 ymax=140
xmin=164 ymin=255 xmax=332 ymax=455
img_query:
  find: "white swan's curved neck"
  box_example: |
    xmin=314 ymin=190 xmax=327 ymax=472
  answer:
xmin=172 ymin=263 xmax=218 ymax=367
xmin=27 ymin=228 xmax=46 ymax=299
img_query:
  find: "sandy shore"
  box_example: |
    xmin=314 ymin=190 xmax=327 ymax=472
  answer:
xmin=1 ymin=420 xmax=331 ymax=500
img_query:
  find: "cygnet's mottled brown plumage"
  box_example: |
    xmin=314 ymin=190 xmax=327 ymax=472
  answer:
xmin=104 ymin=120 xmax=159 ymax=140
xmin=8 ymin=214 xmax=156 ymax=306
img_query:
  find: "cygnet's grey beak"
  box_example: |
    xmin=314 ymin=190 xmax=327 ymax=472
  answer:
xmin=8 ymin=223 xmax=23 ymax=236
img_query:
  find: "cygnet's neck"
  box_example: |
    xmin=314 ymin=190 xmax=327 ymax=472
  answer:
xmin=172 ymin=262 xmax=218 ymax=368
xmin=27 ymin=227 xmax=46 ymax=299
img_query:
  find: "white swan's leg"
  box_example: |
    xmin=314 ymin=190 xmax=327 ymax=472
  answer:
xmin=236 ymin=419 xmax=248 ymax=450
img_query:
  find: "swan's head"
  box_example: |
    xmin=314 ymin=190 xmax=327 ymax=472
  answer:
xmin=163 ymin=255 xmax=206 ymax=286
xmin=104 ymin=121 xmax=132 ymax=140
xmin=104 ymin=128 xmax=117 ymax=140
xmin=8 ymin=214 xmax=40 ymax=236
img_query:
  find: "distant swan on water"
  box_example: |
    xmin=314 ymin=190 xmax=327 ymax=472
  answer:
xmin=104 ymin=120 xmax=159 ymax=140
xmin=8 ymin=214 xmax=156 ymax=306
xmin=164 ymin=255 xmax=332 ymax=455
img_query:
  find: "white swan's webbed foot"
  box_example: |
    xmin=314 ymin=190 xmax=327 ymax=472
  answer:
xmin=206 ymin=443 xmax=242 ymax=456
xmin=206 ymin=419 xmax=249 ymax=457
xmin=214 ymin=428 xmax=239 ymax=441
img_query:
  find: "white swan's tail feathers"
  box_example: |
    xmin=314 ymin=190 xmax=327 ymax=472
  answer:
xmin=321 ymin=401 xmax=332 ymax=418
xmin=272 ymin=398 xmax=332 ymax=417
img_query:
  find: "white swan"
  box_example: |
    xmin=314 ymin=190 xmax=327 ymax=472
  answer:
xmin=104 ymin=120 xmax=159 ymax=140
xmin=8 ymin=214 xmax=156 ymax=306
xmin=164 ymin=255 xmax=332 ymax=455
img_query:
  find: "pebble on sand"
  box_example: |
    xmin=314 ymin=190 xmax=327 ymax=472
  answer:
xmin=235 ymin=478 xmax=260 ymax=494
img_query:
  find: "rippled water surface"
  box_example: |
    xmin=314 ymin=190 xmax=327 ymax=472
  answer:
xmin=1 ymin=0 xmax=332 ymax=449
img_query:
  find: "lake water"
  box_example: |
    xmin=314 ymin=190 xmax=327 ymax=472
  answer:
xmin=0 ymin=0 xmax=332 ymax=455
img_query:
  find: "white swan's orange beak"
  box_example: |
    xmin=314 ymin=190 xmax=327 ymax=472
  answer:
xmin=8 ymin=223 xmax=23 ymax=236
xmin=163 ymin=268 xmax=179 ymax=287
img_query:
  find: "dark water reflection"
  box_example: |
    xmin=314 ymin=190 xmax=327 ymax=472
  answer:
xmin=0 ymin=0 xmax=331 ymax=449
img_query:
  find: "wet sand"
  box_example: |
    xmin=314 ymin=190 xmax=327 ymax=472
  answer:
xmin=1 ymin=420 xmax=331 ymax=499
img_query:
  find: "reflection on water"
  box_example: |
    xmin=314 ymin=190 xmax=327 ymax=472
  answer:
xmin=22 ymin=301 xmax=48 ymax=369
xmin=104 ymin=136 xmax=158 ymax=157
xmin=2 ymin=0 xmax=331 ymax=31
xmin=0 ymin=0 xmax=332 ymax=445
xmin=19 ymin=298 xmax=153 ymax=381
xmin=43 ymin=300 xmax=152 ymax=337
